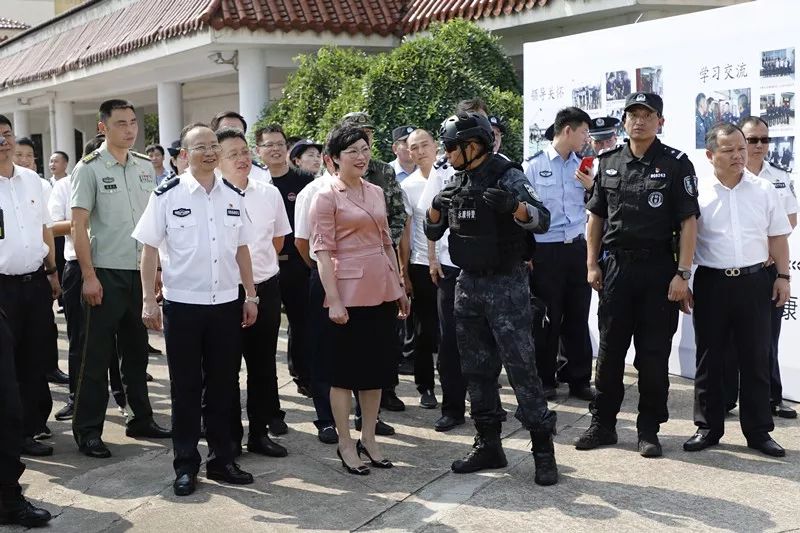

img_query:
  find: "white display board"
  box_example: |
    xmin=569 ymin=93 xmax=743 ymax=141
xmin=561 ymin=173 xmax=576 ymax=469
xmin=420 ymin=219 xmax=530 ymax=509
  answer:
xmin=523 ymin=0 xmax=800 ymax=401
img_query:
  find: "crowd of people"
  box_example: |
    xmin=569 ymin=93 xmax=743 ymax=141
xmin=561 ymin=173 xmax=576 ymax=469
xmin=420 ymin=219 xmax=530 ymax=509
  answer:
xmin=0 ymin=89 xmax=797 ymax=527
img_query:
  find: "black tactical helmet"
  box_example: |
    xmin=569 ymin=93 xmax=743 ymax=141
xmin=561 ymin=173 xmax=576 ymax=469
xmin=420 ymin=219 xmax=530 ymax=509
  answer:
xmin=439 ymin=112 xmax=495 ymax=150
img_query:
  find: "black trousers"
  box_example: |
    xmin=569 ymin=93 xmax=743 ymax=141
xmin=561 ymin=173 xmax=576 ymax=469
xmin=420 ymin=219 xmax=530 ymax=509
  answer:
xmin=409 ymin=264 xmax=439 ymax=392
xmin=279 ymin=256 xmax=310 ymax=387
xmin=531 ymin=239 xmax=593 ymax=388
xmin=0 ymin=272 xmax=53 ymax=438
xmin=591 ymin=251 xmax=678 ymax=434
xmin=230 ymin=276 xmax=282 ymax=442
xmin=164 ymin=299 xmax=240 ymax=475
xmin=437 ymin=265 xmax=467 ymax=419
xmin=307 ymin=267 xmax=334 ymax=429
xmin=0 ymin=308 xmax=25 ymax=501
xmin=693 ymin=267 xmax=773 ymax=440
xmin=54 ymin=236 xmax=65 ymax=310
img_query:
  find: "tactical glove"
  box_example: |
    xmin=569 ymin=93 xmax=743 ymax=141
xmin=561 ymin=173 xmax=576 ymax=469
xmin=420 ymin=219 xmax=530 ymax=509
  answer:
xmin=482 ymin=187 xmax=519 ymax=214
xmin=431 ymin=188 xmax=456 ymax=212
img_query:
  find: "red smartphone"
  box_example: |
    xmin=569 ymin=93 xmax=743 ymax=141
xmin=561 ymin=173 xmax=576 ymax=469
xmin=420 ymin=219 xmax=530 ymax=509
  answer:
xmin=579 ymin=156 xmax=595 ymax=173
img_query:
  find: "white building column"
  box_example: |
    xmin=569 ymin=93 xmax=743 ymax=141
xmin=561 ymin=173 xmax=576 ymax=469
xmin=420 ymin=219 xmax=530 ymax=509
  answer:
xmin=157 ymin=82 xmax=183 ymax=145
xmin=13 ymin=110 xmax=30 ymax=138
xmin=238 ymin=48 xmax=269 ymax=131
xmin=54 ymin=101 xmax=76 ymax=170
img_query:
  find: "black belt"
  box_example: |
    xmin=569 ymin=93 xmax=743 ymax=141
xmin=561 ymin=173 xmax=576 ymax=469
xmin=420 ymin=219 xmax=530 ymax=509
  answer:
xmin=698 ymin=264 xmax=764 ymax=277
xmin=0 ymin=267 xmax=45 ymax=283
xmin=538 ymin=235 xmax=585 ymax=246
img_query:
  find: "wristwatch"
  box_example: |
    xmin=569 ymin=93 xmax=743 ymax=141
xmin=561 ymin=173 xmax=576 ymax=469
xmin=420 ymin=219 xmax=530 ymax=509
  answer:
xmin=677 ymin=268 xmax=692 ymax=281
xmin=777 ymin=273 xmax=791 ymax=281
xmin=245 ymin=295 xmax=260 ymax=305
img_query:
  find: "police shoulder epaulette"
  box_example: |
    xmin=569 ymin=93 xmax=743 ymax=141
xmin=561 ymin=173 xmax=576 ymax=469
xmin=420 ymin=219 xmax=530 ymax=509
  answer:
xmin=222 ymin=178 xmax=245 ymax=196
xmin=434 ymin=156 xmax=450 ymax=170
xmin=251 ymin=159 xmax=267 ymax=170
xmin=81 ymin=150 xmax=101 ymax=164
xmin=663 ymin=145 xmax=687 ymax=160
xmin=154 ymin=176 xmax=180 ymax=196
xmin=598 ymin=145 xmax=623 ymax=158
xmin=130 ymin=150 xmax=151 ymax=161
xmin=769 ymin=161 xmax=791 ymax=173
xmin=525 ymin=150 xmax=543 ymax=162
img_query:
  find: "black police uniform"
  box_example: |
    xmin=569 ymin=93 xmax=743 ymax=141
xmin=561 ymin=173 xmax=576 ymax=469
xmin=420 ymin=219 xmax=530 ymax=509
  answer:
xmin=586 ymin=138 xmax=699 ymax=436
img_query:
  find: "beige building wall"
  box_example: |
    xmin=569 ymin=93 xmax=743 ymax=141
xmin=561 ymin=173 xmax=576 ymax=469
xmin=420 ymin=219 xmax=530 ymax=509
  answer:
xmin=2 ymin=0 xmax=55 ymax=27
xmin=55 ymin=0 xmax=83 ymax=15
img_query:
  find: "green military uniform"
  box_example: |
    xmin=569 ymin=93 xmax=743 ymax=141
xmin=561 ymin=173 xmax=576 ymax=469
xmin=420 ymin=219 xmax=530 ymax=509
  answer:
xmin=70 ymin=142 xmax=158 ymax=445
xmin=364 ymin=159 xmax=407 ymax=245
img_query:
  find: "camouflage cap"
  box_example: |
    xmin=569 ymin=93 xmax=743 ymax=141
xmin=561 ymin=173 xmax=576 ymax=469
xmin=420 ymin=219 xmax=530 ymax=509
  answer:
xmin=342 ymin=112 xmax=375 ymax=130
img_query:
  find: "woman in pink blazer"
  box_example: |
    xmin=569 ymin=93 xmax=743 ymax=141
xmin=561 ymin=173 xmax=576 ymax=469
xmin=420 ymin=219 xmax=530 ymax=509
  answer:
xmin=309 ymin=125 xmax=410 ymax=475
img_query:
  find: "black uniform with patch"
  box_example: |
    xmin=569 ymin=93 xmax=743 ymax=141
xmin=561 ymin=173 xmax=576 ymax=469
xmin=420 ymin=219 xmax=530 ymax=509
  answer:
xmin=586 ymin=138 xmax=700 ymax=435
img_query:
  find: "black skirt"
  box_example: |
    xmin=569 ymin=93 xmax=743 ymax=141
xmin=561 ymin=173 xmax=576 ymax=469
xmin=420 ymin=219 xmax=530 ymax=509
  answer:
xmin=326 ymin=301 xmax=399 ymax=390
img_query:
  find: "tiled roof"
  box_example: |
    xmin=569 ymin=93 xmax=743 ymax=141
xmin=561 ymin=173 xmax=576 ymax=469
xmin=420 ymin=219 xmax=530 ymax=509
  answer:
xmin=203 ymin=0 xmax=406 ymax=37
xmin=0 ymin=17 xmax=30 ymax=30
xmin=401 ymin=0 xmax=551 ymax=33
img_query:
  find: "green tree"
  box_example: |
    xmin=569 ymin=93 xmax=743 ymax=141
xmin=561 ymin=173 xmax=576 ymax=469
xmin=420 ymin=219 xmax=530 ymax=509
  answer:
xmin=143 ymin=113 xmax=159 ymax=146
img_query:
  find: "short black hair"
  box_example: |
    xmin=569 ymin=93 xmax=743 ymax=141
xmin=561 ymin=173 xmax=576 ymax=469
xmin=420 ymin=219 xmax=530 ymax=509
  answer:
xmin=326 ymin=125 xmax=370 ymax=170
xmin=83 ymin=134 xmax=105 ymax=156
xmin=553 ymin=107 xmax=591 ymax=136
xmin=99 ymin=99 xmax=135 ymax=123
xmin=705 ymin=122 xmax=744 ymax=151
xmin=179 ymin=122 xmax=210 ymax=147
xmin=738 ymin=115 xmax=769 ymax=130
xmin=254 ymin=123 xmax=287 ymax=144
xmin=0 ymin=114 xmax=12 ymax=130
xmin=16 ymin=136 xmax=34 ymax=150
xmin=216 ymin=127 xmax=247 ymax=144
xmin=210 ymin=111 xmax=247 ymax=133
xmin=455 ymin=97 xmax=489 ymax=115
xmin=52 ymin=150 xmax=69 ymax=163
xmin=145 ymin=144 xmax=164 ymax=156
xmin=696 ymin=93 xmax=706 ymax=108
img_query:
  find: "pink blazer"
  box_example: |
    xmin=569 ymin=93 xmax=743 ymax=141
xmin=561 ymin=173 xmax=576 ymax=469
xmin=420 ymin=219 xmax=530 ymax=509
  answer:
xmin=310 ymin=178 xmax=403 ymax=308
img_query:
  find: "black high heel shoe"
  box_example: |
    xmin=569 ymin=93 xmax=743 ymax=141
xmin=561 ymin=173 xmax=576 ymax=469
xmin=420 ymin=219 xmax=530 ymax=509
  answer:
xmin=357 ymin=440 xmax=393 ymax=469
xmin=337 ymin=447 xmax=370 ymax=475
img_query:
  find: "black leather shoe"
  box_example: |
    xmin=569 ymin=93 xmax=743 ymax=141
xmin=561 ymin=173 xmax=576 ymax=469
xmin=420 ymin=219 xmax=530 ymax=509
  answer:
xmin=638 ymin=433 xmax=662 ymax=458
xmin=247 ymin=434 xmax=288 ymax=457
xmin=419 ymin=389 xmax=438 ymax=409
xmin=318 ymin=425 xmax=339 ymax=444
xmin=381 ymin=390 xmax=406 ymax=411
xmin=683 ymin=432 xmax=721 ymax=452
xmin=0 ymin=498 xmax=52 ymax=527
xmin=126 ymin=420 xmax=171 ymax=439
xmin=747 ymin=437 xmax=786 ymax=457
xmin=79 ymin=438 xmax=111 ymax=458
xmin=45 ymin=368 xmax=69 ymax=385
xmin=54 ymin=400 xmax=74 ymax=421
xmin=206 ymin=462 xmax=254 ymax=485
xmin=33 ymin=426 xmax=52 ymax=440
xmin=434 ymin=415 xmax=465 ymax=432
xmin=355 ymin=416 xmax=395 ymax=436
xmin=268 ymin=417 xmax=288 ymax=436
xmin=21 ymin=437 xmax=53 ymax=457
xmin=772 ymin=402 xmax=798 ymax=419
xmin=173 ymin=473 xmax=196 ymax=496
xmin=569 ymin=385 xmax=596 ymax=401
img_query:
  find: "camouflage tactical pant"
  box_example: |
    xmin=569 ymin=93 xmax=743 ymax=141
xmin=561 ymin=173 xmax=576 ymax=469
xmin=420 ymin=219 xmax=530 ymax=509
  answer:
xmin=454 ymin=264 xmax=556 ymax=433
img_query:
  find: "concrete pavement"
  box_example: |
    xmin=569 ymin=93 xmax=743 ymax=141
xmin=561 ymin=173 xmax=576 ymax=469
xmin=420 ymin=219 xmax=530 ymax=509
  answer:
xmin=10 ymin=314 xmax=800 ymax=532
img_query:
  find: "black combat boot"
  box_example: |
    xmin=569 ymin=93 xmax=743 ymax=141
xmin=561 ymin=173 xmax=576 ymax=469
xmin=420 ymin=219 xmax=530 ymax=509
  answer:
xmin=451 ymin=422 xmax=507 ymax=474
xmin=531 ymin=431 xmax=558 ymax=486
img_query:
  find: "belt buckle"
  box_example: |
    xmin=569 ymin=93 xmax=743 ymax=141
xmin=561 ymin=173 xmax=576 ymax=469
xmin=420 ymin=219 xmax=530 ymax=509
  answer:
xmin=564 ymin=238 xmax=574 ymax=244
xmin=21 ymin=274 xmax=33 ymax=282
xmin=724 ymin=268 xmax=741 ymax=277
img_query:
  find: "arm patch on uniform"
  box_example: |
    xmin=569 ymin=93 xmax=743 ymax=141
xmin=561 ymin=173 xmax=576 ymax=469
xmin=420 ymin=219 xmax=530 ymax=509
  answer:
xmin=154 ymin=176 xmax=180 ymax=196
xmin=524 ymin=183 xmax=541 ymax=202
xmin=683 ymin=175 xmax=698 ymax=197
xmin=222 ymin=178 xmax=245 ymax=196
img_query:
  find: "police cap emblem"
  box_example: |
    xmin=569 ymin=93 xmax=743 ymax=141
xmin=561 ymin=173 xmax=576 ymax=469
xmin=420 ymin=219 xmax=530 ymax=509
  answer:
xmin=636 ymin=93 xmax=647 ymax=102
xmin=648 ymin=191 xmax=664 ymax=208
xmin=683 ymin=175 xmax=698 ymax=197
xmin=596 ymin=118 xmax=605 ymax=127
xmin=524 ymin=183 xmax=542 ymax=202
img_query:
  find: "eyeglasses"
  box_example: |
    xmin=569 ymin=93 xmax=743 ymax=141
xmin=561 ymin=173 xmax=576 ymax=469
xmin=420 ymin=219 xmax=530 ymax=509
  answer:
xmin=188 ymin=144 xmax=222 ymax=154
xmin=745 ymin=136 xmax=771 ymax=145
xmin=257 ymin=142 xmax=287 ymax=150
xmin=341 ymin=147 xmax=372 ymax=157
xmin=223 ymin=149 xmax=252 ymax=160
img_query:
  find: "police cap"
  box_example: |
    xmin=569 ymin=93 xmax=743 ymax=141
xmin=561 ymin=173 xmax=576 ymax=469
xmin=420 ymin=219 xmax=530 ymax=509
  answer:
xmin=392 ymin=125 xmax=416 ymax=143
xmin=488 ymin=115 xmax=507 ymax=134
xmin=289 ymin=139 xmax=323 ymax=161
xmin=589 ymin=116 xmax=620 ymax=141
xmin=624 ymin=92 xmax=663 ymax=115
xmin=342 ymin=112 xmax=375 ymax=130
xmin=167 ymin=140 xmax=181 ymax=157
xmin=440 ymin=113 xmax=495 ymax=149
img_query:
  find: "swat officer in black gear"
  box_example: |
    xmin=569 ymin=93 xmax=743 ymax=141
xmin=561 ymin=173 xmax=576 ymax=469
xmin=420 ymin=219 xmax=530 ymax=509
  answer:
xmin=424 ymin=112 xmax=558 ymax=486
xmin=577 ymin=92 xmax=700 ymax=458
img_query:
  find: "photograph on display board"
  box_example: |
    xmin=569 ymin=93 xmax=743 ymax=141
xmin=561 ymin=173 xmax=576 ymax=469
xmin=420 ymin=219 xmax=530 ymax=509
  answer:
xmin=636 ymin=66 xmax=663 ymax=95
xmin=572 ymin=85 xmax=601 ymax=111
xmin=760 ymin=92 xmax=795 ymax=129
xmin=694 ymin=88 xmax=751 ymax=148
xmin=769 ymin=136 xmax=794 ymax=171
xmin=605 ymin=71 xmax=632 ymax=101
xmin=528 ymin=122 xmax=549 ymax=155
xmin=761 ymin=48 xmax=795 ymax=86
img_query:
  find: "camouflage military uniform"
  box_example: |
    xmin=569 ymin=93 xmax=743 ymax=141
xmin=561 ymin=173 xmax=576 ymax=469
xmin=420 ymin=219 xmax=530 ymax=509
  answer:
xmin=364 ymin=159 xmax=407 ymax=245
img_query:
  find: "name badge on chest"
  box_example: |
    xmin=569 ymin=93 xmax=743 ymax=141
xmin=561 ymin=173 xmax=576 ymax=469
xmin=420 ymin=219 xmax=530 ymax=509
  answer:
xmin=226 ymin=208 xmax=240 ymax=216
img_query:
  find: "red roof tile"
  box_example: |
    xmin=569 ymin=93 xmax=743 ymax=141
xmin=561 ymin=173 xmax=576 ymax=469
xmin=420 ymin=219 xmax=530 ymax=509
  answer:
xmin=401 ymin=0 xmax=551 ymax=33
xmin=0 ymin=17 xmax=30 ymax=30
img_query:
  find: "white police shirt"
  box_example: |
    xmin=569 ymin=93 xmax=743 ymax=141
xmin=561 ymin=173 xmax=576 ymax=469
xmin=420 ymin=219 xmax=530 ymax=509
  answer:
xmin=757 ymin=160 xmax=798 ymax=217
xmin=132 ymin=173 xmax=254 ymax=305
xmin=241 ymin=178 xmax=291 ymax=283
xmin=401 ymin=169 xmax=432 ymax=266
xmin=214 ymin=162 xmax=272 ymax=185
xmin=48 ymin=175 xmax=77 ymax=261
xmin=0 ymin=164 xmax=52 ymax=275
xmin=695 ymin=169 xmax=792 ymax=269
xmin=418 ymin=157 xmax=457 ymax=268
xmin=294 ymin=172 xmax=335 ymax=263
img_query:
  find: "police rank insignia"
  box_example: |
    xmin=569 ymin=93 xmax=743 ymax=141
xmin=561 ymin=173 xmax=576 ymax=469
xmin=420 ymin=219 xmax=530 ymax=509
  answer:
xmin=539 ymin=170 xmax=552 ymax=177
xmin=683 ymin=175 xmax=698 ymax=197
xmin=605 ymin=169 xmax=619 ymax=176
xmin=172 ymin=208 xmax=191 ymax=217
xmin=648 ymin=191 xmax=664 ymax=208
xmin=524 ymin=183 xmax=542 ymax=202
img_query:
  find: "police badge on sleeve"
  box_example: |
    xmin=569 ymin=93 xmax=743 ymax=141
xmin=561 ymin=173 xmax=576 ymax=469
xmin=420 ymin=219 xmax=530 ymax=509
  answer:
xmin=683 ymin=175 xmax=698 ymax=197
xmin=524 ymin=183 xmax=542 ymax=202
